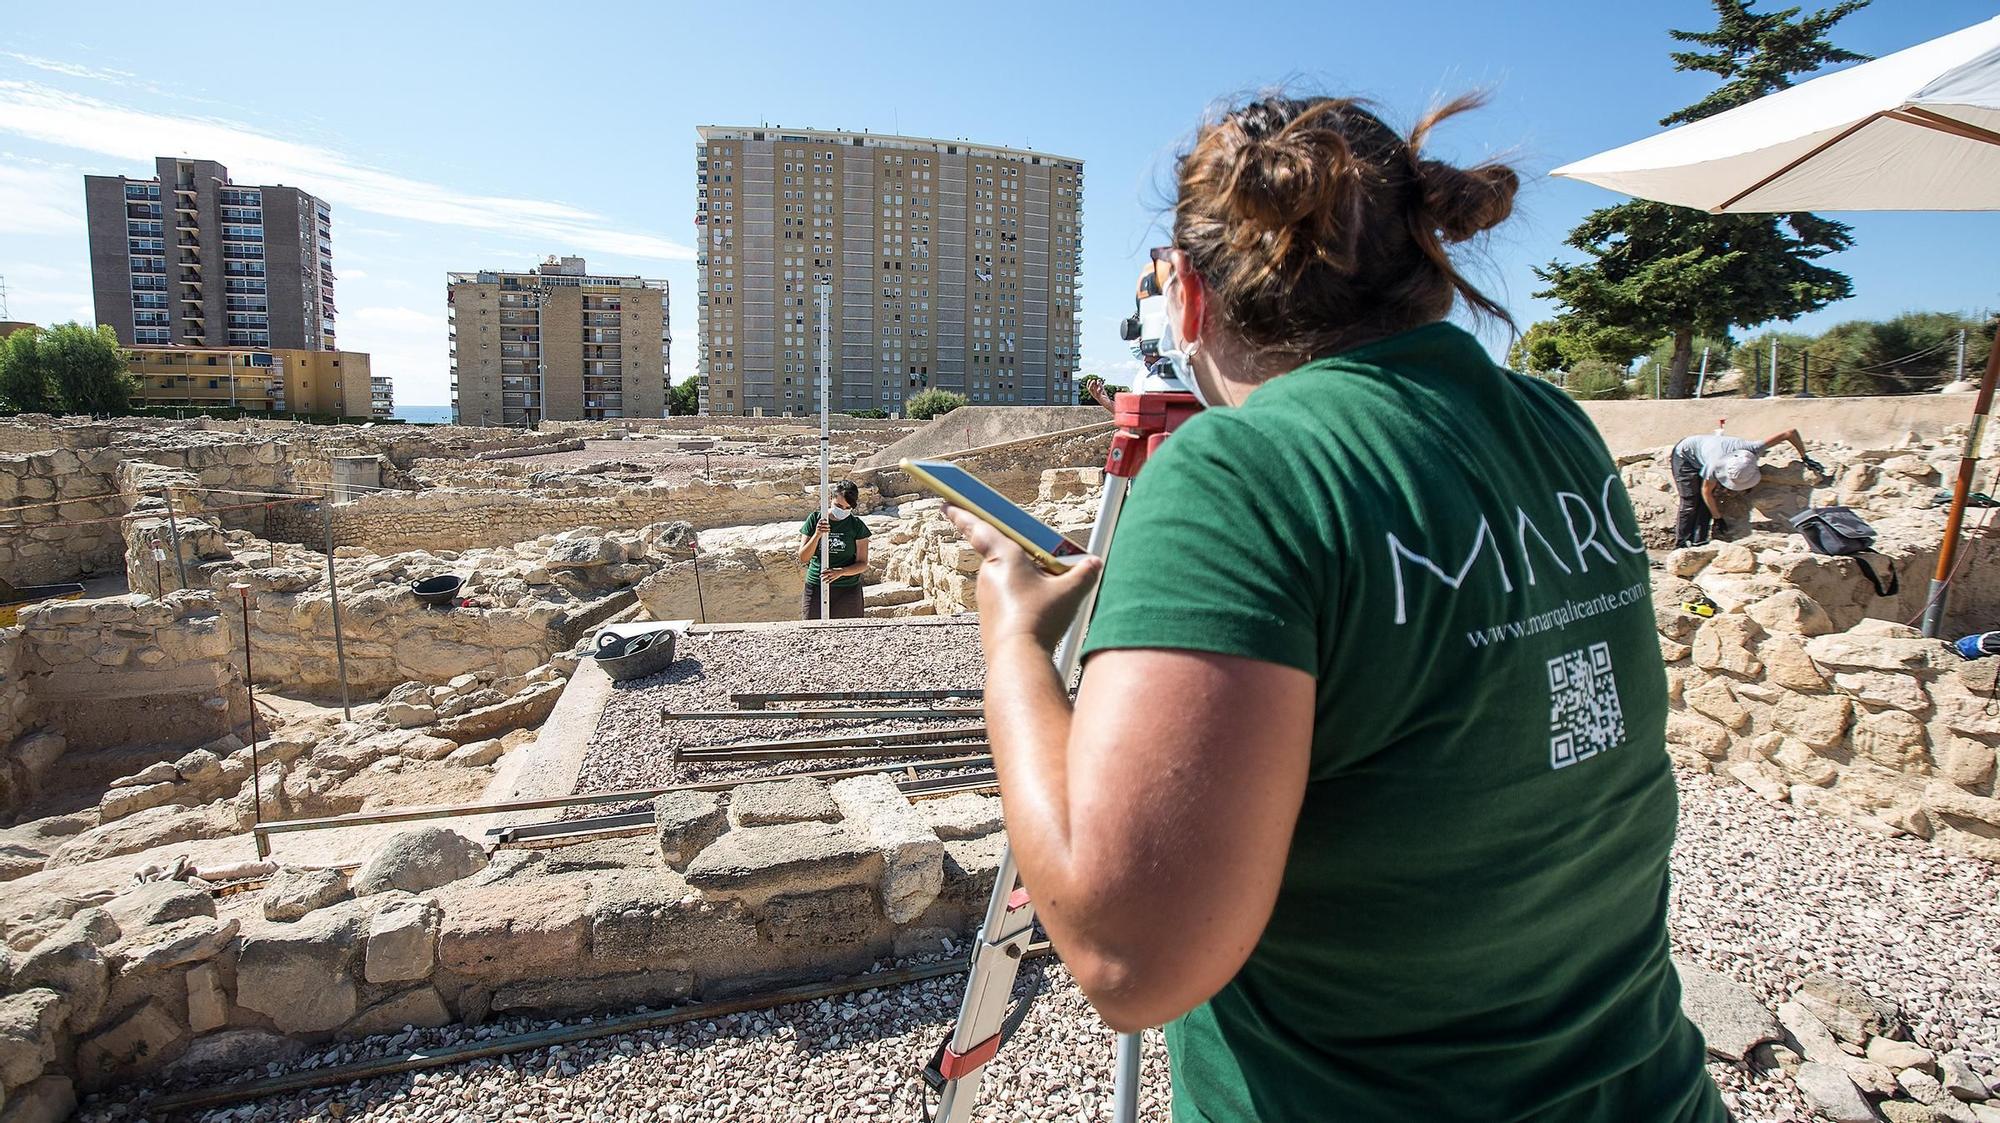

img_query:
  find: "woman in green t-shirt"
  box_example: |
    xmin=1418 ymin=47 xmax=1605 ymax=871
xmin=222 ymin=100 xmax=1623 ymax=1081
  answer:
xmin=797 ymin=479 xmax=871 ymax=619
xmin=951 ymin=95 xmax=1727 ymax=1121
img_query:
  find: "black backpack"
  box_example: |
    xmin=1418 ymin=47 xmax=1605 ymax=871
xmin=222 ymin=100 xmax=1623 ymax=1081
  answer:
xmin=1792 ymin=506 xmax=1899 ymax=597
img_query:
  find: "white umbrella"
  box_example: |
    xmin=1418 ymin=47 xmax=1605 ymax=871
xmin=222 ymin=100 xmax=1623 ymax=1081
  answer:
xmin=1552 ymin=14 xmax=2000 ymax=212
xmin=1551 ymin=14 xmax=2000 ymax=637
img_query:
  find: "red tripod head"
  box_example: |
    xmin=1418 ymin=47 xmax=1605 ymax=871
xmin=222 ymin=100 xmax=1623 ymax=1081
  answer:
xmin=1105 ymin=391 xmax=1202 ymax=480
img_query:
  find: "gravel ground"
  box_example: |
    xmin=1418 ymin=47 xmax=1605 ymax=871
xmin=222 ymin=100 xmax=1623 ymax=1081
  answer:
xmin=76 ymin=756 xmax=1999 ymax=1122
xmin=575 ymin=623 xmax=989 ymax=798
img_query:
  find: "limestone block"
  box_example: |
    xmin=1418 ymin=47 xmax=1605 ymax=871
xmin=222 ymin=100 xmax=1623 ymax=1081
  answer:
xmin=683 ymin=820 xmax=882 ymax=907
xmin=1833 ymin=670 xmax=1932 ymax=714
xmin=1851 ymin=708 xmax=1931 ymax=773
xmin=1931 ymin=682 xmax=2000 ymax=738
xmin=1666 ymin=711 xmax=1733 ymax=761
xmin=1746 ymin=590 xmax=1835 ymax=636
xmin=343 ymin=986 xmax=452 ymax=1037
xmin=172 ymin=748 xmax=223 ymax=786
xmin=1772 ymin=742 xmax=1840 ymax=787
xmin=12 ymin=733 xmax=66 ymax=782
xmin=1925 ymin=782 xmax=2000 ymax=830
xmin=429 ymin=679 xmax=564 ymax=743
xmin=382 ymin=701 xmax=437 ymax=729
xmin=363 ymin=893 xmax=441 ymax=984
xmin=47 ymin=805 xmax=235 ymax=869
xmin=1940 ymin=1052 xmax=1993 ymax=1102
xmin=1806 ymin=633 xmax=1947 ymax=672
xmin=352 ymin=826 xmax=488 ymax=895
xmin=234 ymin=900 xmax=366 ymax=1034
xmin=1771 ymin=693 xmax=1852 ymax=750
xmin=756 ymin=884 xmax=880 ymax=951
xmin=654 ymin=791 xmax=728 ymax=870
xmin=1659 ymin=637 xmax=1691 ymax=664
xmin=1794 ymin=1061 xmax=1877 ymax=1123
xmin=0 ymin=988 xmax=68 ymax=1087
xmin=434 ymin=876 xmax=589 ymax=983
xmin=185 ymin=961 xmax=228 ymax=1033
xmin=262 ymin=866 xmax=351 ymax=922
xmin=830 ymin=773 xmax=945 ymax=924
xmin=1762 ymin=634 xmax=1829 ymax=691
xmin=1940 ymin=738 xmax=1996 ymax=792
xmin=72 ymin=1000 xmax=186 ymax=1085
xmin=1866 ymin=1036 xmax=1938 ymax=1074
xmin=918 ymin=792 xmax=1004 ymax=841
xmin=107 ymin=881 xmax=216 ymax=928
xmin=100 ymin=781 xmax=181 ymax=822
xmin=1686 ymin=680 xmax=1751 ymax=732
xmin=1709 ymin=543 xmax=1756 ymax=573
xmin=1691 ymin=615 xmax=1764 ymax=678
xmin=1795 ymin=973 xmax=1906 ymax=1044
xmin=112 ymin=916 xmax=239 ymax=974
xmin=1664 ymin=543 xmax=1712 ymax=575
xmin=1675 ymin=960 xmax=1781 ymax=1061
xmin=0 ymin=1075 xmax=76 ymax=1123
xmin=443 ymin=738 xmax=505 ymax=767
xmin=492 ymin=971 xmax=692 ymax=1016
xmin=11 ymin=925 xmax=108 ymax=1031
xmin=728 ymin=777 xmax=841 ymax=828
xmin=1726 ymin=760 xmax=1789 ymax=803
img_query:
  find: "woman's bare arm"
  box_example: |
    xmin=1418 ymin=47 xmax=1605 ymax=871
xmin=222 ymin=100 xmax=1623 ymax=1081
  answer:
xmin=955 ymin=506 xmax=1314 ymax=1032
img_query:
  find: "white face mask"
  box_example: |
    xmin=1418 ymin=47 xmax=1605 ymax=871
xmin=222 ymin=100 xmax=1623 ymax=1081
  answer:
xmin=1161 ymin=278 xmax=1220 ymax=409
xmin=828 ymin=504 xmax=851 ymax=521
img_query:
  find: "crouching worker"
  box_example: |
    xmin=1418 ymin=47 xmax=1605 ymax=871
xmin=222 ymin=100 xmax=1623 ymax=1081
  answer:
xmin=797 ymin=480 xmax=870 ymax=619
xmin=952 ymin=94 xmax=1727 ymax=1122
xmin=1671 ymin=427 xmax=1813 ymax=546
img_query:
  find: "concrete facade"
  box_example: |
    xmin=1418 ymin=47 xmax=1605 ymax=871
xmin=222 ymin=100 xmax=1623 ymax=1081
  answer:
xmin=696 ymin=126 xmax=1083 ymax=417
xmin=84 ymin=157 xmax=334 ymax=351
xmin=447 ymin=257 xmax=670 ymax=426
xmin=125 ymin=347 xmax=385 ymax=417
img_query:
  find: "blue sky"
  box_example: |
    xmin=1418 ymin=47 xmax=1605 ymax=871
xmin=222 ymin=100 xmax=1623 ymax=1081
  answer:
xmin=2 ymin=0 xmax=1996 ymax=407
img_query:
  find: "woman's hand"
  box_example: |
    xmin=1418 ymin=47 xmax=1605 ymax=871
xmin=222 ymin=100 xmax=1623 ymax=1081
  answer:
xmin=945 ymin=506 xmax=1101 ymax=652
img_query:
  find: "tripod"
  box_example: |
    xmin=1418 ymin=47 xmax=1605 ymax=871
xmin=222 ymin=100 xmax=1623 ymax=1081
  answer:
xmin=927 ymin=390 xmax=1201 ymax=1123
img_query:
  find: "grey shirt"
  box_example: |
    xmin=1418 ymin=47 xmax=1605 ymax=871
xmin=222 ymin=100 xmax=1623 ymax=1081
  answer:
xmin=1673 ymin=434 xmax=1761 ymax=481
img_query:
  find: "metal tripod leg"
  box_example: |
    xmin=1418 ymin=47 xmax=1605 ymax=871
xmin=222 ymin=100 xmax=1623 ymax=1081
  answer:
xmin=930 ymin=476 xmax=1137 ymax=1123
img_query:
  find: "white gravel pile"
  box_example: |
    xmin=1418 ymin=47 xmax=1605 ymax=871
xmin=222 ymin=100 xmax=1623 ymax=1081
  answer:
xmin=577 ymin=623 xmax=989 ymax=796
xmin=76 ymin=761 xmax=1998 ymax=1122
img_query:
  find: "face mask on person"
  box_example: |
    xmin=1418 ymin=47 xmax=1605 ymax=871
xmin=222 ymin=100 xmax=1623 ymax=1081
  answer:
xmin=829 ymin=504 xmax=851 ymax=521
xmin=1162 ymin=273 xmax=1226 ymax=409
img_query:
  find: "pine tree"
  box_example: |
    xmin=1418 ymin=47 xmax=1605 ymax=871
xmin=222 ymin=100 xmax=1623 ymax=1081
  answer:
xmin=1535 ymin=1 xmax=1869 ymax=398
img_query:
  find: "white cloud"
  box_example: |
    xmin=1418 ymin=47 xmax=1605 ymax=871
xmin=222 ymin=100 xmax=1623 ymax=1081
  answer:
xmin=341 ymin=268 xmax=367 ymax=282
xmin=0 ymin=162 xmax=81 ymax=236
xmin=0 ymin=80 xmax=694 ymax=262
xmin=340 ymin=305 xmax=450 ymax=406
xmin=1 ymin=53 xmax=143 ymax=86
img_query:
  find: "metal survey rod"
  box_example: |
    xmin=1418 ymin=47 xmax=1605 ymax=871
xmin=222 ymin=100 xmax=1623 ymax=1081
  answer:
xmin=1695 ymin=346 xmax=1710 ymax=398
xmin=321 ymin=501 xmax=351 ymax=720
xmin=157 ymin=487 xmax=190 ymax=590
xmin=232 ymin=583 xmax=267 ymax=858
xmin=1923 ymin=319 xmax=2000 ymax=637
xmin=818 ymin=280 xmax=832 ymax=621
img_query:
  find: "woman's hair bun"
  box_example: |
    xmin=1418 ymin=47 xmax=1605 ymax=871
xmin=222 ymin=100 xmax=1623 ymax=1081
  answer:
xmin=1213 ymin=115 xmax=1365 ymax=279
xmin=1416 ymin=159 xmax=1518 ymax=243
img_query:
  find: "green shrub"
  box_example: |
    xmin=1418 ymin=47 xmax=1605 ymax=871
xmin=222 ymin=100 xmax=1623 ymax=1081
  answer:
xmin=844 ymin=408 xmax=890 ymax=419
xmin=905 ymin=389 xmax=968 ymax=421
xmin=1564 ymin=359 xmax=1631 ymax=401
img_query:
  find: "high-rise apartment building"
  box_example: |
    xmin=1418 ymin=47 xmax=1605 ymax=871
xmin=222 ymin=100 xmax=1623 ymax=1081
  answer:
xmin=85 ymin=158 xmax=335 ymax=351
xmin=447 ymin=256 xmax=669 ymax=425
xmin=695 ymin=126 xmax=1083 ymax=416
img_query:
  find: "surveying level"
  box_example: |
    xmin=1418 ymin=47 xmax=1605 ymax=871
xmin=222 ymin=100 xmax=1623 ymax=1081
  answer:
xmin=925 ymin=388 xmax=1202 ymax=1123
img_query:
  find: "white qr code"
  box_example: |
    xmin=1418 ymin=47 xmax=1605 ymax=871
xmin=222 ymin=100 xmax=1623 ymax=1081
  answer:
xmin=1547 ymin=641 xmax=1626 ymax=770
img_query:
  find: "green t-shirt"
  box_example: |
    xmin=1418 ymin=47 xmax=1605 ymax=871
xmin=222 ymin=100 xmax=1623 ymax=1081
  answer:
xmin=800 ymin=511 xmax=871 ymax=589
xmin=1080 ymin=323 xmax=1723 ymax=1123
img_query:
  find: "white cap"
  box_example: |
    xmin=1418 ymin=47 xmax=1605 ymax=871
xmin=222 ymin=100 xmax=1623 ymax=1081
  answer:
xmin=1716 ymin=449 xmax=1762 ymax=491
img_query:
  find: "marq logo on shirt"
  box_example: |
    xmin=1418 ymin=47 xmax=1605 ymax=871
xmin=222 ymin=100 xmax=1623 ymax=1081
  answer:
xmin=1385 ymin=471 xmax=1646 ymax=626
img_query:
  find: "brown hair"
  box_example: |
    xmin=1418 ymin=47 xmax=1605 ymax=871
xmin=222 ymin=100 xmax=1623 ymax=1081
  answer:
xmin=1172 ymin=93 xmax=1518 ymax=369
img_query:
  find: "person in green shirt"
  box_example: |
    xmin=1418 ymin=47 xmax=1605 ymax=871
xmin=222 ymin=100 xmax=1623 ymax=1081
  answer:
xmin=949 ymin=94 xmax=1727 ymax=1122
xmin=797 ymin=479 xmax=871 ymax=620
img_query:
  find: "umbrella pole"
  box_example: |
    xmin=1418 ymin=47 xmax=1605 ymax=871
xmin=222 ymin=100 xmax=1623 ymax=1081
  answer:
xmin=1922 ymin=321 xmax=2000 ymax=638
